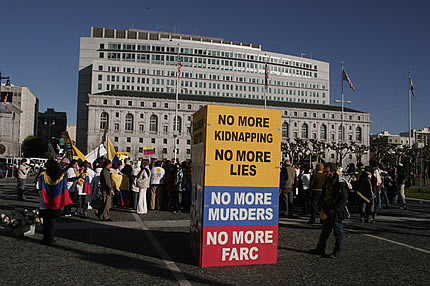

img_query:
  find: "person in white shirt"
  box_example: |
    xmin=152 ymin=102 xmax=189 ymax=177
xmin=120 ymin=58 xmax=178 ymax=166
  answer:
xmin=64 ymin=160 xmax=78 ymax=217
xmin=149 ymin=161 xmax=165 ymax=210
xmin=136 ymin=160 xmax=151 ymax=214
xmin=131 ymin=160 xmax=142 ymax=210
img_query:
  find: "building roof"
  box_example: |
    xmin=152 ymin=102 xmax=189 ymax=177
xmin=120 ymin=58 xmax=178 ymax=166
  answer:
xmin=94 ymin=90 xmax=366 ymax=114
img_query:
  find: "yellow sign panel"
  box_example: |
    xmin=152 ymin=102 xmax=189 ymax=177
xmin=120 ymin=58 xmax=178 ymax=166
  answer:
xmin=204 ymin=105 xmax=281 ymax=188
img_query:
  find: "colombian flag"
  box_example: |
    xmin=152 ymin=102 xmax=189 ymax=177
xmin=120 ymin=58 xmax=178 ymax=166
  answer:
xmin=107 ymin=136 xmax=120 ymax=164
xmin=144 ymin=145 xmax=155 ymax=155
xmin=77 ymin=173 xmax=92 ymax=195
xmin=39 ymin=172 xmax=73 ymax=210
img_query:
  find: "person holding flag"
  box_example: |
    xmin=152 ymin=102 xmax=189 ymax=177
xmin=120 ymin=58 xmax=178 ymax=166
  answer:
xmin=76 ymin=162 xmax=92 ymax=216
xmin=38 ymin=158 xmax=73 ymax=245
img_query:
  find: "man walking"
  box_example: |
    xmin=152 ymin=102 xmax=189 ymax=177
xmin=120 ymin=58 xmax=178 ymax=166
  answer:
xmin=16 ymin=159 xmax=31 ymax=201
xmin=97 ymin=159 xmax=114 ymax=221
xmin=279 ymin=160 xmax=296 ymax=217
xmin=309 ymin=163 xmax=349 ymax=258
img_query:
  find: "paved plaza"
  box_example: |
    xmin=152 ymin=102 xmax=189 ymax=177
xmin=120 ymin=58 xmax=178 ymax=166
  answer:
xmin=0 ymin=178 xmax=429 ymax=285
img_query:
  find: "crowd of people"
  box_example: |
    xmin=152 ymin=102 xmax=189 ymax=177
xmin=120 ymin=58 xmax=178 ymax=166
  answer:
xmin=279 ymin=159 xmax=409 ymax=258
xmin=15 ymin=154 xmax=408 ymax=249
xmin=15 ymin=156 xmax=192 ymax=244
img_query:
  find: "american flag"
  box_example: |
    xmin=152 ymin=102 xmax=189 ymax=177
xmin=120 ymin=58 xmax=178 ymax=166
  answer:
xmin=265 ymin=62 xmax=269 ymax=89
xmin=177 ymin=56 xmax=182 ymax=79
xmin=342 ymin=69 xmax=355 ymax=91
xmin=409 ymin=77 xmax=415 ymax=99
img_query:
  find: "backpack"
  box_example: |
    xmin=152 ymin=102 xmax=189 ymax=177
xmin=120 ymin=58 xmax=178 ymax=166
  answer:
xmin=137 ymin=168 xmax=150 ymax=189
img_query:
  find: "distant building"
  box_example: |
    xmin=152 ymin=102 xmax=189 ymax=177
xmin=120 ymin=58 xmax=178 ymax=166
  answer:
xmin=400 ymin=128 xmax=430 ymax=148
xmin=37 ymin=108 xmax=67 ymax=144
xmin=77 ymin=27 xmax=330 ymax=152
xmin=0 ymin=84 xmax=38 ymax=156
xmin=87 ymin=90 xmax=370 ymax=164
xmin=66 ymin=125 xmax=76 ymax=144
xmin=371 ymin=131 xmax=402 ymax=146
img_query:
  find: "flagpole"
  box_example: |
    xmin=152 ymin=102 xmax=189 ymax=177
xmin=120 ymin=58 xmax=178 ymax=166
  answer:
xmin=408 ymin=71 xmax=412 ymax=148
xmin=174 ymin=44 xmax=180 ymax=163
xmin=341 ymin=61 xmax=344 ymax=168
xmin=264 ymin=57 xmax=267 ymax=109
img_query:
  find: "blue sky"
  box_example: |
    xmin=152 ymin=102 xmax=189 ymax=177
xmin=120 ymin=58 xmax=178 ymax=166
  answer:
xmin=0 ymin=0 xmax=428 ymax=134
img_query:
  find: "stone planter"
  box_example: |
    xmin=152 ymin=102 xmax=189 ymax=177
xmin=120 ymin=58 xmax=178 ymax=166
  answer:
xmin=12 ymin=224 xmax=36 ymax=237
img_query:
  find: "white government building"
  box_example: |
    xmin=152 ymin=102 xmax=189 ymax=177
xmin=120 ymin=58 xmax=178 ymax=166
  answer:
xmin=77 ymin=27 xmax=369 ymax=164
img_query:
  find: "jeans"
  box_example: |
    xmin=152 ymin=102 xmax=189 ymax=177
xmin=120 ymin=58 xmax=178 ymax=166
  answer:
xmin=77 ymin=194 xmax=90 ymax=214
xmin=399 ymin=184 xmax=406 ymax=206
xmin=380 ymin=186 xmax=390 ymax=208
xmin=133 ymin=191 xmax=139 ymax=210
xmin=360 ymin=197 xmax=375 ymax=220
xmin=309 ymin=191 xmax=322 ymax=223
xmin=17 ymin=178 xmax=25 ymax=200
xmin=280 ymin=187 xmax=294 ymax=216
xmin=375 ymin=185 xmax=382 ymax=209
xmin=317 ymin=217 xmax=344 ymax=253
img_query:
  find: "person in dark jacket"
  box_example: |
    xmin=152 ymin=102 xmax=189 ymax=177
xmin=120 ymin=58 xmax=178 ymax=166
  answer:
xmin=96 ymin=159 xmax=114 ymax=221
xmin=279 ymin=160 xmax=296 ymax=217
xmin=358 ymin=167 xmax=375 ymax=223
xmin=309 ymin=163 xmax=326 ymax=224
xmin=309 ymin=163 xmax=349 ymax=258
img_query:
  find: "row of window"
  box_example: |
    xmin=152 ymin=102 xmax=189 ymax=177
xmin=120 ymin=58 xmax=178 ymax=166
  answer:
xmin=114 ymin=145 xmax=191 ymax=155
xmin=100 ymin=43 xmax=318 ymax=71
xmin=100 ymin=52 xmax=318 ymax=79
xmin=100 ymin=112 xmax=191 ymax=134
xmin=100 ymin=65 xmax=327 ymax=90
xmin=283 ymin=110 xmax=362 ymax=121
xmin=281 ymin=122 xmax=363 ymax=142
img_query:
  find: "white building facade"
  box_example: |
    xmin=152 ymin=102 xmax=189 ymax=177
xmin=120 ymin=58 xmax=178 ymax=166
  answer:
xmin=0 ymin=84 xmax=38 ymax=156
xmin=78 ymin=27 xmax=330 ymax=152
xmin=87 ymin=90 xmax=370 ymax=165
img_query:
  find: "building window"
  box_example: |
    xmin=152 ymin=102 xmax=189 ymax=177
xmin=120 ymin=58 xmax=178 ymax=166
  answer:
xmin=163 ymin=148 xmax=167 ymax=154
xmin=139 ymin=138 xmax=143 ymax=143
xmin=355 ymin=127 xmax=362 ymax=142
xmin=103 ymin=99 xmax=107 ymax=105
xmin=116 ymin=100 xmax=120 ymax=105
xmin=98 ymin=74 xmax=103 ymax=81
xmin=152 ymin=102 xmax=157 ymax=108
xmin=284 ymin=111 xmax=288 ymax=116
xmin=140 ymin=101 xmax=145 ymax=107
xmin=282 ymin=122 xmax=289 ymax=138
xmin=188 ymin=104 xmax=192 ymax=110
xmin=125 ymin=113 xmax=134 ymax=131
xmin=114 ymin=123 xmax=119 ymax=130
xmin=320 ymin=124 xmax=327 ymax=140
xmin=331 ymin=134 xmax=335 ymax=140
xmin=139 ymin=124 xmax=144 ymax=132
xmin=301 ymin=123 xmax=308 ymax=139
xmin=186 ymin=149 xmax=191 ymax=154
xmin=114 ymin=146 xmax=118 ymax=152
xmin=164 ymin=115 xmax=168 ymax=120
xmin=174 ymin=116 xmax=182 ymax=134
xmin=127 ymin=137 xmax=131 ymax=143
xmin=140 ymin=114 xmax=144 ymax=119
xmin=163 ymin=125 xmax=168 ymax=133
xmin=338 ymin=126 xmax=344 ymax=141
xmin=114 ymin=137 xmax=118 ymax=143
xmin=126 ymin=147 xmax=131 ymax=152
xmin=128 ymin=101 xmax=132 ymax=106
xmin=97 ymin=84 xmax=102 ymax=90
xmin=150 ymin=115 xmax=158 ymax=132
xmin=100 ymin=112 xmax=109 ymax=130
xmin=139 ymin=147 xmax=143 ymax=153
xmin=98 ymin=65 xmax=103 ymax=71
xmin=164 ymin=103 xmax=169 ymax=108
xmin=151 ymin=138 xmax=156 ymax=144
xmin=187 ymin=139 xmax=191 ymax=145
xmin=163 ymin=139 xmax=167 ymax=144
